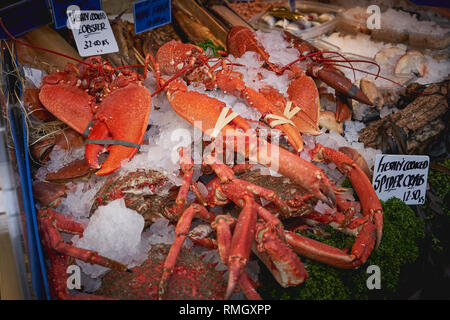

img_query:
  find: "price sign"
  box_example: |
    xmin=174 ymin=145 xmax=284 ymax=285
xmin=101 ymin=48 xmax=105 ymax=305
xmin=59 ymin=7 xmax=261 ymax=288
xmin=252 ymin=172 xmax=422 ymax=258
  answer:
xmin=50 ymin=0 xmax=102 ymax=29
xmin=372 ymin=154 xmax=429 ymax=205
xmin=68 ymin=10 xmax=118 ymax=57
xmin=133 ymin=0 xmax=171 ymax=34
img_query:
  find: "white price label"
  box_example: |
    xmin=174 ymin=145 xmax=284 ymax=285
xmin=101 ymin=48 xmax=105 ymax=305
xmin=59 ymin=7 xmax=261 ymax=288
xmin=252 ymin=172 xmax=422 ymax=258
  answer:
xmin=68 ymin=10 xmax=118 ymax=57
xmin=372 ymin=154 xmax=429 ymax=205
xmin=23 ymin=67 xmax=44 ymax=88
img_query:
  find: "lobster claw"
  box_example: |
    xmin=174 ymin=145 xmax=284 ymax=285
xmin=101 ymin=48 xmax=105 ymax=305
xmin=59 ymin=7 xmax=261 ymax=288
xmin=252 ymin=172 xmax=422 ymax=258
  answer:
xmin=309 ymin=64 xmax=373 ymax=106
xmin=39 ymin=80 xmax=95 ymax=135
xmin=335 ymin=93 xmax=353 ymax=122
xmin=85 ymin=83 xmax=152 ymax=176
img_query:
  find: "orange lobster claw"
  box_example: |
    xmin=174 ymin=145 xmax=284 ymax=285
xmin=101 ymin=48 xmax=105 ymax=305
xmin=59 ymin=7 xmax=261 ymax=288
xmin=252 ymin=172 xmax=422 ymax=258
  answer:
xmin=39 ymin=81 xmax=94 ymax=135
xmin=287 ymin=74 xmax=321 ymax=129
xmin=85 ymin=83 xmax=152 ymax=176
xmin=39 ymin=59 xmax=152 ymax=176
xmin=309 ymin=65 xmax=373 ymax=106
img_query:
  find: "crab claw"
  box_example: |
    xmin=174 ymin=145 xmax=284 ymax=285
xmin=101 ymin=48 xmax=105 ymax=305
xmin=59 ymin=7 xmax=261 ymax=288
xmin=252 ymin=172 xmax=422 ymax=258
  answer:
xmin=254 ymin=222 xmax=308 ymax=286
xmin=85 ymin=83 xmax=151 ymax=176
xmin=311 ymin=143 xmax=383 ymax=247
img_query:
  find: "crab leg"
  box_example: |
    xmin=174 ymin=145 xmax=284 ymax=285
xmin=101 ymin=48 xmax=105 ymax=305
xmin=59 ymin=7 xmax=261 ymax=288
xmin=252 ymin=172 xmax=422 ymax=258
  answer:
xmin=212 ymin=215 xmax=262 ymax=300
xmin=254 ymin=222 xmax=308 ymax=286
xmin=284 ymin=231 xmax=361 ymax=268
xmin=158 ymin=150 xmax=217 ymax=299
xmin=311 ymin=143 xmax=383 ymax=247
xmin=208 ymin=161 xmax=308 ymax=290
xmin=164 ymin=80 xmax=336 ymax=207
xmin=225 ymin=195 xmax=258 ymax=299
xmin=285 ymin=208 xmax=377 ymax=268
xmin=158 ymin=203 xmax=215 ymax=299
xmin=39 ymin=208 xmax=128 ymax=271
xmin=46 ymin=250 xmax=112 ymax=300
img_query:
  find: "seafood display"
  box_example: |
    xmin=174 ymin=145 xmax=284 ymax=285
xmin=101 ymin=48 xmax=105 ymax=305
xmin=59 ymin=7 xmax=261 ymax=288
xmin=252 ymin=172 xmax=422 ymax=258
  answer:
xmin=1 ymin=0 xmax=448 ymax=302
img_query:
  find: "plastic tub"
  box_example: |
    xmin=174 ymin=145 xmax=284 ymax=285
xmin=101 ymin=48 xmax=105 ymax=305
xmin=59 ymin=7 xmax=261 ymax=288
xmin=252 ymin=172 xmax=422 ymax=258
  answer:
xmin=408 ymin=27 xmax=450 ymax=50
xmin=337 ymin=6 xmax=372 ymax=35
xmin=371 ymin=28 xmax=409 ymax=44
xmin=250 ymin=1 xmax=344 ymax=40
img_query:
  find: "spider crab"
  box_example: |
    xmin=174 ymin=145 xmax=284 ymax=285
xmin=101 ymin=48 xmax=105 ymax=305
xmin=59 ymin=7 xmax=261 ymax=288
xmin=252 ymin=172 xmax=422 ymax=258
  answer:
xmin=35 ymin=150 xmax=233 ymax=300
xmin=135 ymin=37 xmax=384 ymax=299
xmin=41 ymin=216 xmax=227 ymax=300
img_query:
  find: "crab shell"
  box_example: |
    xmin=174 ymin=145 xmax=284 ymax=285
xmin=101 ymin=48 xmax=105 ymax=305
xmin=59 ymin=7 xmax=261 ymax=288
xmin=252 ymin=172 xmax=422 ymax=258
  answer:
xmin=94 ymin=244 xmax=227 ymax=300
xmin=89 ymin=170 xmax=177 ymax=226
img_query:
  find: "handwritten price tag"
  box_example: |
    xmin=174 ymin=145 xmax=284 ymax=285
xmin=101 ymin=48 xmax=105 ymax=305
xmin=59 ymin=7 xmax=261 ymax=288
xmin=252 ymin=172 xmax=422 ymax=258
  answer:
xmin=133 ymin=0 xmax=172 ymax=34
xmin=372 ymin=154 xmax=429 ymax=205
xmin=68 ymin=10 xmax=118 ymax=57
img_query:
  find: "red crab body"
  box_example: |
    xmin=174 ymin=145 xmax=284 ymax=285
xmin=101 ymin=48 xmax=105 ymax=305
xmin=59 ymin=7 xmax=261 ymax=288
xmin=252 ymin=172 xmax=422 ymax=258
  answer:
xmin=95 ymin=244 xmax=226 ymax=300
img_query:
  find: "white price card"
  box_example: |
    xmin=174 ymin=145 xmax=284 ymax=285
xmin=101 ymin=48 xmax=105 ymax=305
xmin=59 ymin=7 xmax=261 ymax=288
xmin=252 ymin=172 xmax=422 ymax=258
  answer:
xmin=372 ymin=154 xmax=429 ymax=205
xmin=23 ymin=67 xmax=44 ymax=88
xmin=67 ymin=10 xmax=118 ymax=57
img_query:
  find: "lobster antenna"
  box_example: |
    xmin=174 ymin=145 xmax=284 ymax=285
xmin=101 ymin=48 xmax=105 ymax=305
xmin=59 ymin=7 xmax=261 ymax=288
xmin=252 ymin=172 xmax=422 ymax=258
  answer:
xmin=318 ymin=56 xmax=382 ymax=80
xmin=0 ymin=18 xmax=92 ymax=68
xmin=328 ymin=63 xmax=424 ymax=94
xmin=279 ymin=50 xmax=355 ymax=81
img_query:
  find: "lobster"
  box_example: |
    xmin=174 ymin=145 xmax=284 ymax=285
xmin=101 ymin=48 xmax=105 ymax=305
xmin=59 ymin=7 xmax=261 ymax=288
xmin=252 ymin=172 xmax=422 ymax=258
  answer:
xmin=1 ymin=20 xmax=152 ymax=176
xmin=152 ymin=40 xmax=306 ymax=152
xmin=226 ymin=26 xmax=376 ymax=122
xmin=38 ymin=57 xmax=152 ymax=176
xmin=36 ymin=148 xmax=262 ymax=300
